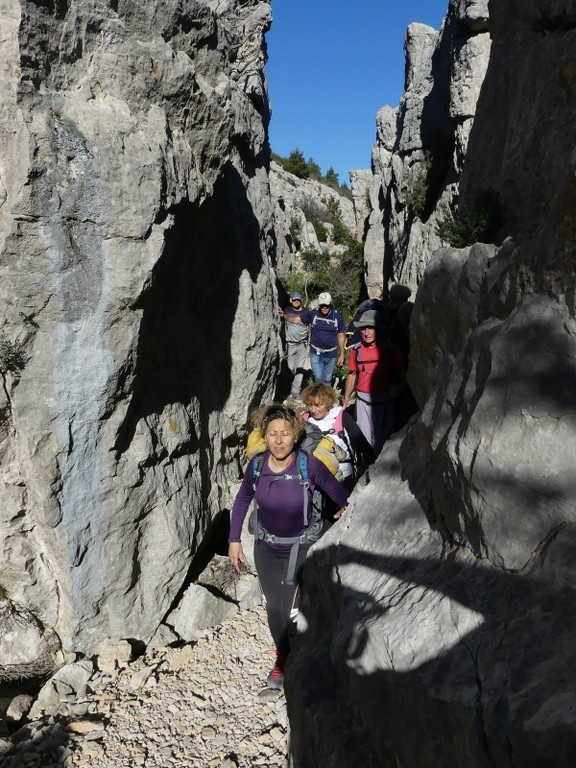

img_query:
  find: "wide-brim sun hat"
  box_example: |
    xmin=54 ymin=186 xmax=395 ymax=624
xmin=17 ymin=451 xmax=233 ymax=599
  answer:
xmin=353 ymin=309 xmax=389 ymax=330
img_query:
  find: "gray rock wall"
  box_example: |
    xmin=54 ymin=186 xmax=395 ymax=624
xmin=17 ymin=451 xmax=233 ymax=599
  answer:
xmin=287 ymin=1 xmax=576 ymax=766
xmin=359 ymin=0 xmax=490 ymax=298
xmin=0 ymin=0 xmax=277 ymax=656
xmin=270 ymin=160 xmax=355 ymax=274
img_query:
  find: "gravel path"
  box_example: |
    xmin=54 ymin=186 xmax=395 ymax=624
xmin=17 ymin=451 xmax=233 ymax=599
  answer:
xmin=0 ymin=606 xmax=290 ymax=768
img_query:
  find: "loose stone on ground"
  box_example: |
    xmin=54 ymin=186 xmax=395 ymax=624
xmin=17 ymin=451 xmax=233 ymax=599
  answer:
xmin=0 ymin=606 xmax=289 ymax=768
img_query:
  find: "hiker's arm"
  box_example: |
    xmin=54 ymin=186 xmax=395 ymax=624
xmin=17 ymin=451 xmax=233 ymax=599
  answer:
xmin=228 ymin=542 xmax=246 ymax=573
xmin=337 ymin=332 xmax=345 ymax=367
xmin=342 ymin=371 xmax=357 ymax=409
xmin=229 ymin=461 xmax=255 ymax=544
xmin=309 ymin=456 xmax=349 ymax=509
xmin=333 ymin=504 xmax=348 ymax=520
xmin=277 ymin=306 xmax=302 ymax=323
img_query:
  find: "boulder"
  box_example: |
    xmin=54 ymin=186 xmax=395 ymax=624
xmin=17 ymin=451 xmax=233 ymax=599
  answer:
xmin=28 ymin=659 xmax=93 ymax=720
xmin=0 ymin=599 xmax=58 ymax=682
xmin=95 ymin=638 xmax=133 ymax=674
xmin=5 ymin=695 xmax=33 ymax=723
xmin=166 ymin=583 xmax=239 ymax=642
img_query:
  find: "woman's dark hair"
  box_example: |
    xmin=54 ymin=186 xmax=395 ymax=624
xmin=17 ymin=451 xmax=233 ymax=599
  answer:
xmin=251 ymin=403 xmax=305 ymax=442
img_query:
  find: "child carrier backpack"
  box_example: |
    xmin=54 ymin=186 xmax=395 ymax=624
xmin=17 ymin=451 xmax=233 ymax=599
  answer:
xmin=302 ymin=411 xmax=353 ymax=477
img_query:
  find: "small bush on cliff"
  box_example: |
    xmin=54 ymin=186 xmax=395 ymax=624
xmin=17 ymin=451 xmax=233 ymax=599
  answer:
xmin=277 ymin=149 xmax=322 ymax=180
xmin=296 ymin=194 xmax=331 ymax=223
xmin=0 ymin=336 xmax=26 ymax=376
xmin=399 ymin=154 xmax=433 ymax=218
xmin=435 ymin=189 xmax=502 ymax=248
xmin=301 ymin=247 xmax=325 ymax=272
xmin=327 ymin=201 xmax=363 ymax=257
xmin=324 ymin=167 xmax=353 ymax=200
xmin=310 ymin=218 xmax=328 ymax=242
xmin=289 ymin=216 xmax=302 ymax=250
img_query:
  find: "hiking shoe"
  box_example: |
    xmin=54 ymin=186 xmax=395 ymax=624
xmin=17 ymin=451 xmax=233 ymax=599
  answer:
xmin=267 ymin=652 xmax=286 ymax=690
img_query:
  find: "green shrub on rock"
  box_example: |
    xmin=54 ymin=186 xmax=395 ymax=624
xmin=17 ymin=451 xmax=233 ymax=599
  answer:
xmin=0 ymin=336 xmax=26 ymax=376
xmin=399 ymin=154 xmax=433 ymax=219
xmin=435 ymin=189 xmax=502 ymax=248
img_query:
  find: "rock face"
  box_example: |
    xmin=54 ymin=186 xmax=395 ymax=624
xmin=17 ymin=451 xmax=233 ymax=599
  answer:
xmin=360 ymin=0 xmax=491 ymax=298
xmin=287 ymin=2 xmax=576 ymax=766
xmin=0 ymin=0 xmax=277 ymax=657
xmin=269 ymin=160 xmax=356 ymax=273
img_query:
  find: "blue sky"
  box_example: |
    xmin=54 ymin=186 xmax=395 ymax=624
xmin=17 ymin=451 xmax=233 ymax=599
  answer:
xmin=266 ymin=0 xmax=449 ymax=185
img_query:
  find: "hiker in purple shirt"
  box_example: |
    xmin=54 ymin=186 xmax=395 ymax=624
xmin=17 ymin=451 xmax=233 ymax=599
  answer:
xmin=229 ymin=404 xmax=349 ymax=690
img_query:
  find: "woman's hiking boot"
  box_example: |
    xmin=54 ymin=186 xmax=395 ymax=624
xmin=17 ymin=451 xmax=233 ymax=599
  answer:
xmin=267 ymin=651 xmax=286 ymax=689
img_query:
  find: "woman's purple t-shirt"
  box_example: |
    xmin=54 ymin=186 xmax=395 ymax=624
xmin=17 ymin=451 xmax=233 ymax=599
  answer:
xmin=229 ymin=452 xmax=349 ymax=543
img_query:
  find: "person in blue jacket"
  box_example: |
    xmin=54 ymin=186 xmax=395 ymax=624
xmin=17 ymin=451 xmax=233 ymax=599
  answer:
xmin=278 ymin=291 xmax=345 ymax=385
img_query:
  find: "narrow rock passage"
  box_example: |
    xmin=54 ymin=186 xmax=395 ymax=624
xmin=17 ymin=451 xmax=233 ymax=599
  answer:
xmin=2 ymin=607 xmax=290 ymax=768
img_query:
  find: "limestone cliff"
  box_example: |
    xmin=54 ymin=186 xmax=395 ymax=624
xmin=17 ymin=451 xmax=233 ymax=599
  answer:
xmin=360 ymin=0 xmax=490 ymax=297
xmin=288 ymin=1 xmax=576 ymax=766
xmin=0 ymin=0 xmax=277 ymax=660
xmin=269 ymin=160 xmax=355 ymax=274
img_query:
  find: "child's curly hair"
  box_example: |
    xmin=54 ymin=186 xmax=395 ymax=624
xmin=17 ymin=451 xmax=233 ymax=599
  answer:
xmin=251 ymin=403 xmax=305 ymax=442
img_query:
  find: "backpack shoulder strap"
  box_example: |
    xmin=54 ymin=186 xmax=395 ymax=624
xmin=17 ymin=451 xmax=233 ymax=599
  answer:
xmin=252 ymin=451 xmax=267 ymax=490
xmin=333 ymin=407 xmax=344 ymax=435
xmin=297 ymin=449 xmax=309 ymax=486
xmin=297 ymin=449 xmax=311 ymax=526
xmin=250 ymin=451 xmax=268 ymax=539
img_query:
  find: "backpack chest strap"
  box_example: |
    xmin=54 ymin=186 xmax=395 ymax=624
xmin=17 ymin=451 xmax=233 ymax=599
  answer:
xmin=252 ymin=451 xmax=311 ymax=529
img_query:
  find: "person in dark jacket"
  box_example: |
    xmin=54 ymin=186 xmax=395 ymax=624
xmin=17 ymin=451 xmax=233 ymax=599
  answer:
xmin=279 ymin=292 xmax=345 ymax=385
